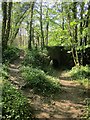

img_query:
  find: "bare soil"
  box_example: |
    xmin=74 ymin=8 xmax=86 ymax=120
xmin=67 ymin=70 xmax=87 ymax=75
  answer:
xmin=8 ymin=50 xmax=87 ymax=119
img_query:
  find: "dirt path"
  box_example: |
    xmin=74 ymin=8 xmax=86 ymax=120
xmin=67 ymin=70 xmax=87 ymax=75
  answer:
xmin=8 ymin=50 xmax=25 ymax=89
xmin=8 ymin=51 xmax=87 ymax=119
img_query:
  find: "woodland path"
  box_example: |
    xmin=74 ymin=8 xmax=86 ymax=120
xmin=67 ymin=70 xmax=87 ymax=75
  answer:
xmin=8 ymin=50 xmax=88 ymax=120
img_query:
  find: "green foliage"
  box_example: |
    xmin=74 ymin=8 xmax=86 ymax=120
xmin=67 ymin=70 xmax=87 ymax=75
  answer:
xmin=82 ymin=98 xmax=90 ymax=120
xmin=70 ymin=65 xmax=90 ymax=80
xmin=2 ymin=80 xmax=34 ymax=120
xmin=3 ymin=46 xmax=20 ymax=63
xmin=22 ymin=49 xmax=50 ymax=70
xmin=48 ymin=28 xmax=70 ymax=46
xmin=10 ymin=2 xmax=30 ymax=42
xmin=1 ymin=64 xmax=9 ymax=79
xmin=21 ymin=66 xmax=61 ymax=95
xmin=70 ymin=20 xmax=77 ymax=27
xmin=86 ymin=98 xmax=90 ymax=120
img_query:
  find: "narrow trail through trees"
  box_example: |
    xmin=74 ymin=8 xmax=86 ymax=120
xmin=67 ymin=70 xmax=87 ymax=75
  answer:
xmin=8 ymin=50 xmax=87 ymax=119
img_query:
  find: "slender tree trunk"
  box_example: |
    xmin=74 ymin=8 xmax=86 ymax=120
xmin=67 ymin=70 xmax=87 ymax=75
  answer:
xmin=72 ymin=2 xmax=77 ymax=43
xmin=2 ymin=2 xmax=7 ymax=51
xmin=83 ymin=2 xmax=90 ymax=65
xmin=6 ymin=2 xmax=12 ymax=42
xmin=84 ymin=16 xmax=88 ymax=46
xmin=67 ymin=3 xmax=79 ymax=66
xmin=62 ymin=4 xmax=64 ymax=30
xmin=36 ymin=32 xmax=40 ymax=46
xmin=67 ymin=10 xmax=77 ymax=66
xmin=84 ymin=2 xmax=90 ymax=46
xmin=46 ymin=21 xmax=49 ymax=46
xmin=10 ymin=4 xmax=31 ymax=45
xmin=79 ymin=2 xmax=84 ymax=65
xmin=28 ymin=2 xmax=34 ymax=50
xmin=46 ymin=8 xmax=49 ymax=46
xmin=2 ymin=1 xmax=12 ymax=53
xmin=87 ymin=2 xmax=90 ymax=44
xmin=40 ymin=0 xmax=44 ymax=50
xmin=11 ymin=15 xmax=27 ymax=44
xmin=32 ymin=28 xmax=35 ymax=47
xmin=72 ymin=2 xmax=79 ymax=66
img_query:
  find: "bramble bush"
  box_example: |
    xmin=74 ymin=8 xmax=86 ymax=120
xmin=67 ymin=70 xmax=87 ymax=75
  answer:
xmin=21 ymin=66 xmax=61 ymax=95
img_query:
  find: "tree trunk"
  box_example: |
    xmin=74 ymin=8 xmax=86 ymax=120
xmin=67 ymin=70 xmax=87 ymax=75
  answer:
xmin=46 ymin=21 xmax=49 ymax=46
xmin=40 ymin=0 xmax=44 ymax=50
xmin=28 ymin=2 xmax=34 ymax=50
xmin=32 ymin=28 xmax=35 ymax=47
xmin=79 ymin=2 xmax=84 ymax=65
xmin=88 ymin=2 xmax=90 ymax=44
xmin=62 ymin=4 xmax=64 ymax=30
xmin=6 ymin=2 xmax=12 ymax=42
xmin=72 ymin=2 xmax=77 ymax=43
xmin=2 ymin=2 xmax=7 ymax=51
xmin=72 ymin=2 xmax=79 ymax=66
xmin=2 ymin=2 xmax=12 ymax=52
xmin=46 ymin=8 xmax=49 ymax=46
xmin=10 ymin=4 xmax=31 ymax=45
xmin=84 ymin=2 xmax=90 ymax=46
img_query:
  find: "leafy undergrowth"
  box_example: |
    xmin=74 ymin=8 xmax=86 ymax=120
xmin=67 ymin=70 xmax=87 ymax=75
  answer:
xmin=21 ymin=66 xmax=61 ymax=95
xmin=1 ymin=64 xmax=9 ymax=80
xmin=69 ymin=65 xmax=90 ymax=80
xmin=22 ymin=48 xmax=53 ymax=74
xmin=83 ymin=98 xmax=90 ymax=120
xmin=3 ymin=46 xmax=20 ymax=63
xmin=2 ymin=80 xmax=36 ymax=120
